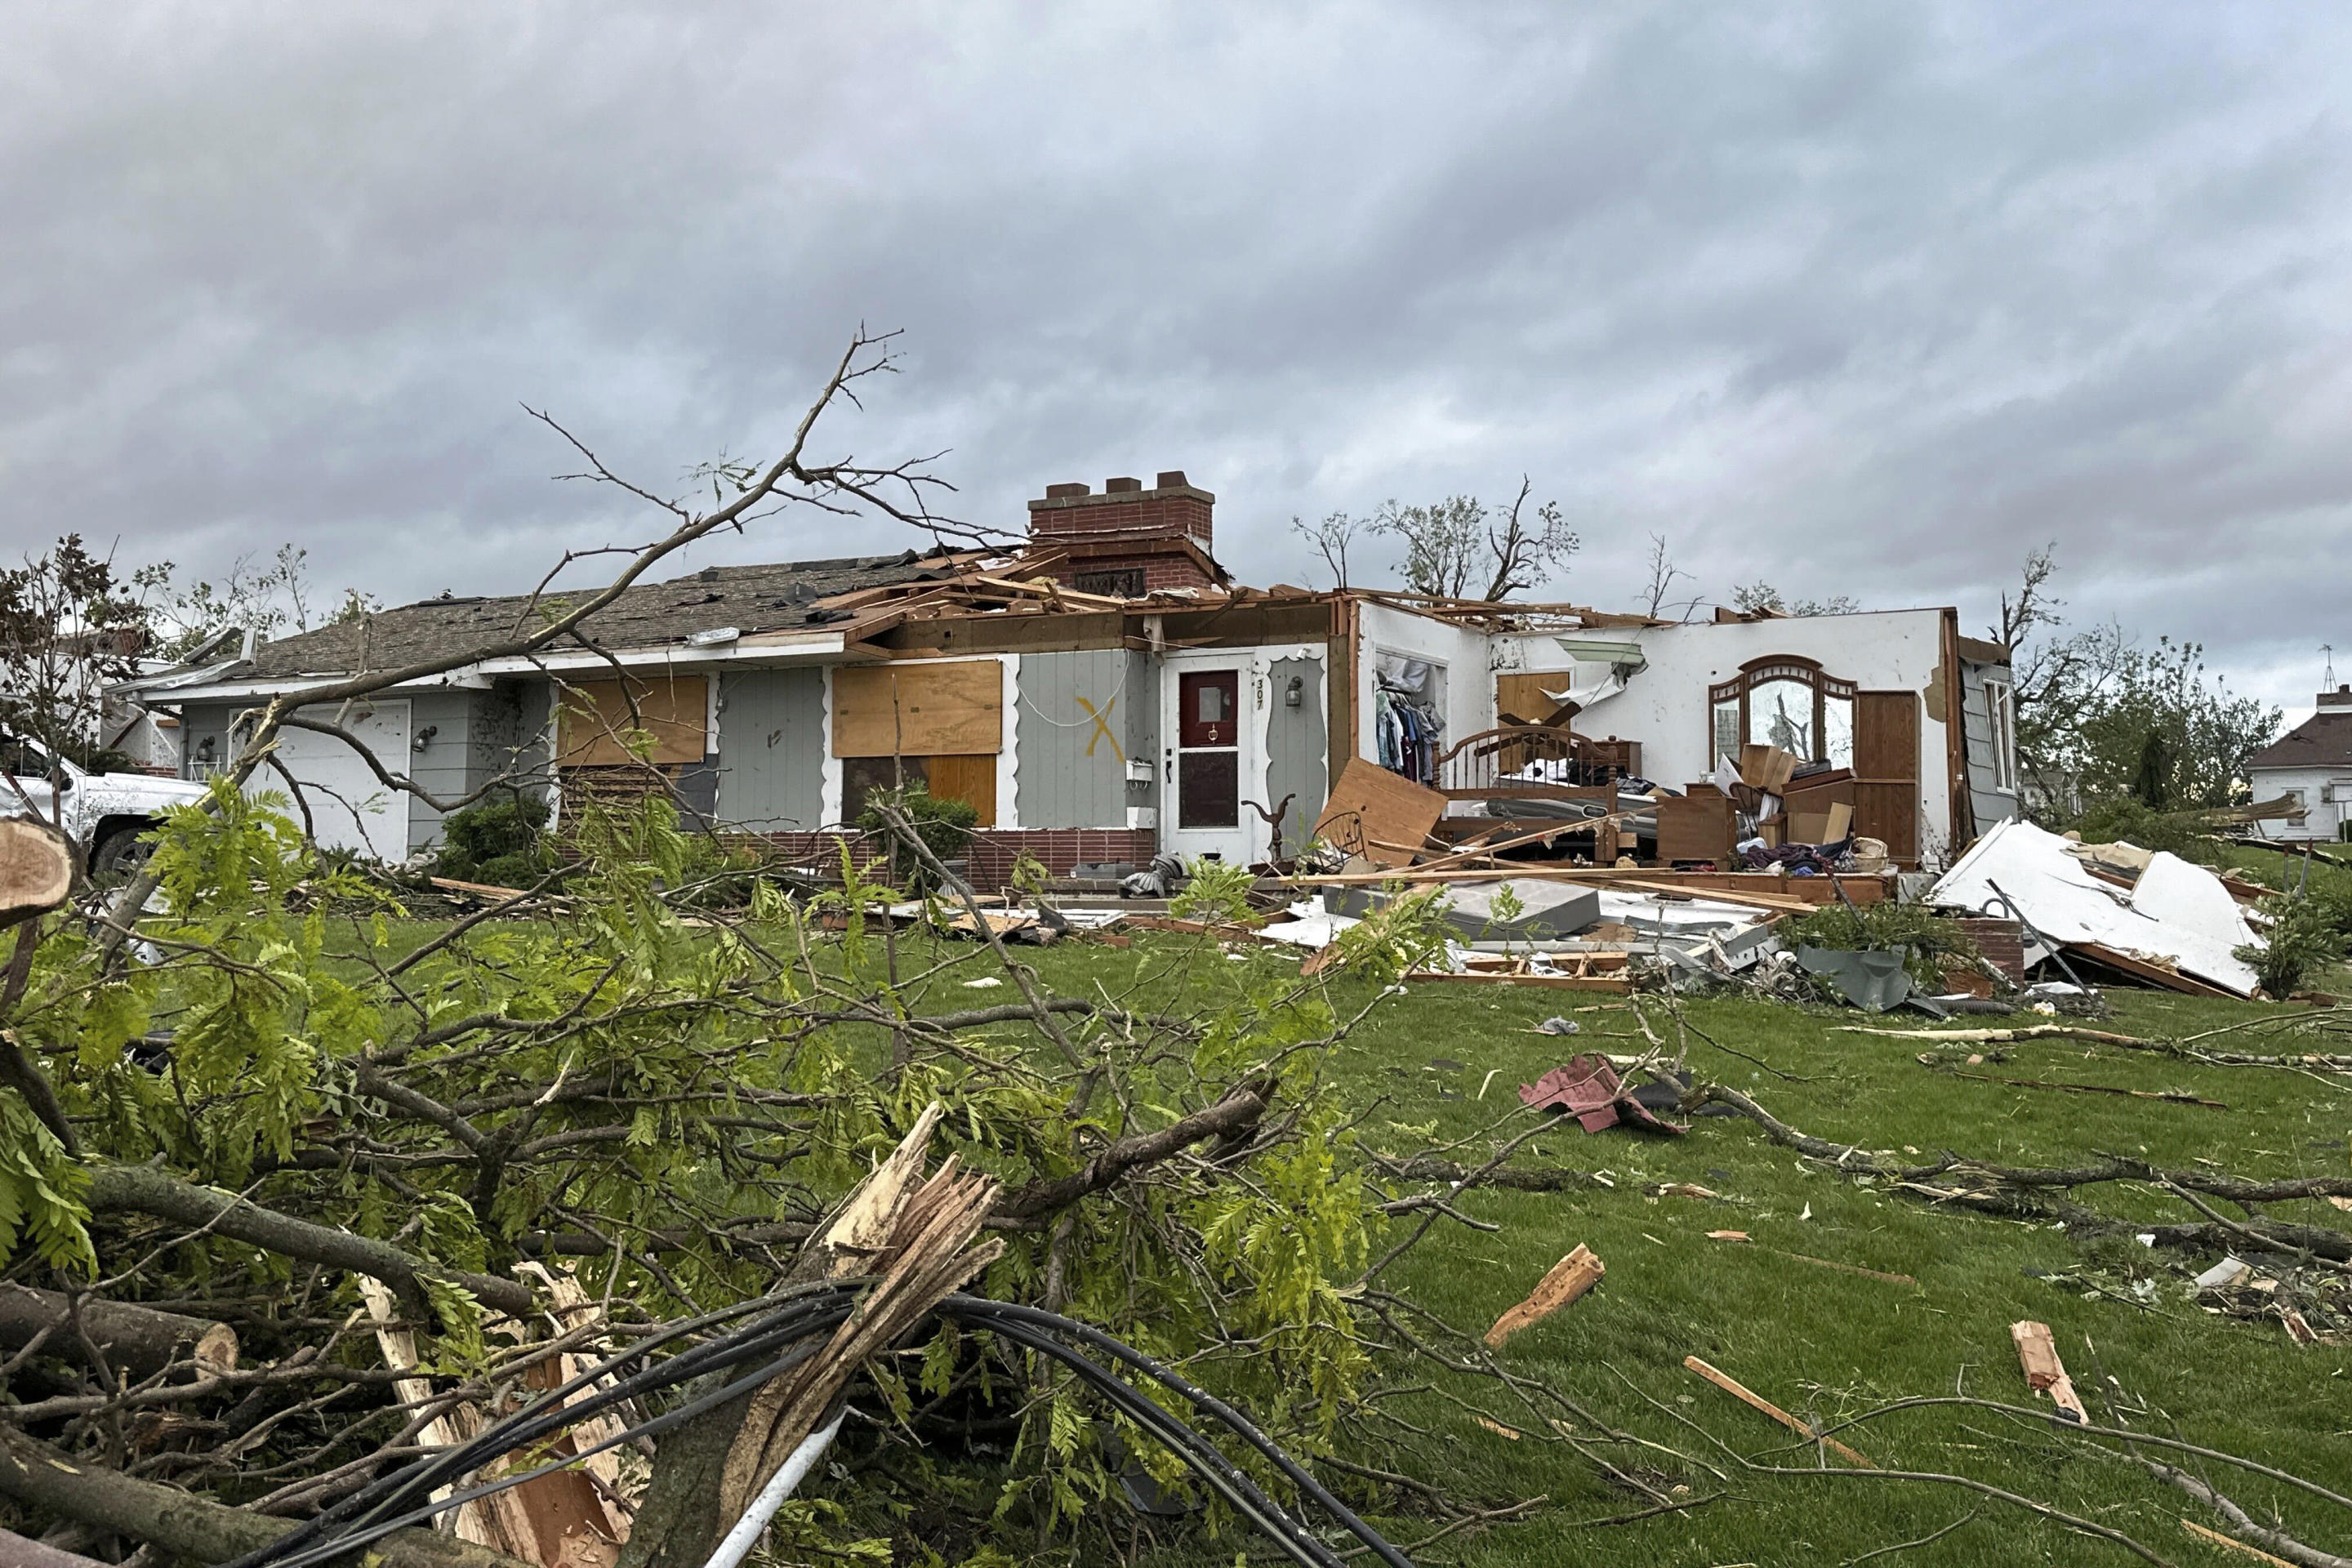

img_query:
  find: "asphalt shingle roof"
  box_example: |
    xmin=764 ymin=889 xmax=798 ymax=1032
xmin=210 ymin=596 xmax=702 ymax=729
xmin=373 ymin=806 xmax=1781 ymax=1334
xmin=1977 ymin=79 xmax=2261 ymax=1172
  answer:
xmin=2246 ymin=710 xmax=2352 ymax=772
xmin=239 ymin=550 xmax=970 ymax=679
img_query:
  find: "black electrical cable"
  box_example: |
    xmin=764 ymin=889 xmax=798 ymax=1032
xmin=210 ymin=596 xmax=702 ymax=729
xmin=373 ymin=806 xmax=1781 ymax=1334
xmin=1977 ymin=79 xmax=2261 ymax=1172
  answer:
xmin=967 ymin=1316 xmax=1346 ymax=1568
xmin=251 ymin=1328 xmax=851 ymax=1568
xmin=223 ymin=1291 xmax=1416 ymax=1568
xmin=224 ymin=1284 xmax=869 ymax=1568
xmin=943 ymin=1297 xmax=1415 ymax=1568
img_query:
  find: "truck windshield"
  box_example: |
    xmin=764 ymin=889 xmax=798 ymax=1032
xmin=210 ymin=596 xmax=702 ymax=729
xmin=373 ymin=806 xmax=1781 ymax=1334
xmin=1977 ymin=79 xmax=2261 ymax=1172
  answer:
xmin=0 ymin=737 xmax=60 ymax=780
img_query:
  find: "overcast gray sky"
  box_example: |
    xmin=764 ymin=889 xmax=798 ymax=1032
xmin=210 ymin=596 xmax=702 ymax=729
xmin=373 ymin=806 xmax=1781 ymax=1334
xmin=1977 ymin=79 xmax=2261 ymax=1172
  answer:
xmin=5 ymin=3 xmax=2347 ymax=719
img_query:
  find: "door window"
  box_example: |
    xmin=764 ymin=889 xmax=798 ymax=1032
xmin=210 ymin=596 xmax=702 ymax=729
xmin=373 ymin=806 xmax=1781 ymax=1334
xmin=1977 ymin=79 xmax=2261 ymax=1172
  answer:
xmin=1175 ymin=671 xmax=1241 ymax=829
xmin=1180 ymin=672 xmax=1237 ymax=746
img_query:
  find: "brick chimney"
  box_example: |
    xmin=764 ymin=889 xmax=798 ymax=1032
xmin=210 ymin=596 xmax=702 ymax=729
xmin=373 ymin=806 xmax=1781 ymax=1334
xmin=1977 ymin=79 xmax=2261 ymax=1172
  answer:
xmin=2320 ymin=684 xmax=2352 ymax=710
xmin=1024 ymin=472 xmax=1225 ymax=596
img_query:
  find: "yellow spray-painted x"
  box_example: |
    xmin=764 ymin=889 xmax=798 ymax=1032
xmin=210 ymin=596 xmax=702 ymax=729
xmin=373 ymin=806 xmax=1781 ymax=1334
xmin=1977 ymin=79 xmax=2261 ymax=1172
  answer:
xmin=1076 ymin=694 xmax=1123 ymax=761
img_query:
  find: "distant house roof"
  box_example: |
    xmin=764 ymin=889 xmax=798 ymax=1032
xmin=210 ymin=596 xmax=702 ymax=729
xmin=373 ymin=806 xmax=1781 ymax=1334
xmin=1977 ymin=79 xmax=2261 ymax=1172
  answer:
xmin=237 ymin=550 xmax=981 ymax=680
xmin=2246 ymin=711 xmax=2352 ymax=773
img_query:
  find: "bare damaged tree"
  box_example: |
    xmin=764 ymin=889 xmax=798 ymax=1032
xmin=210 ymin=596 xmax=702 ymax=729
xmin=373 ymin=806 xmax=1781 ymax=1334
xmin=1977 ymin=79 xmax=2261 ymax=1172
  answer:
xmin=1372 ymin=478 xmax=1579 ymax=603
xmin=1290 ymin=510 xmax=1365 ymax=589
xmin=97 ymin=327 xmax=960 ymax=958
xmin=1477 ymin=477 xmax=1579 ymax=602
xmin=1640 ymin=532 xmax=1699 ymax=621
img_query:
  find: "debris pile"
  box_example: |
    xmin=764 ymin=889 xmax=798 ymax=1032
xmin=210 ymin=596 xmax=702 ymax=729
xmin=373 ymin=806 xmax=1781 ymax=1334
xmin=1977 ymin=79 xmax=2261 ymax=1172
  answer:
xmin=1927 ymin=819 xmax=2265 ymax=997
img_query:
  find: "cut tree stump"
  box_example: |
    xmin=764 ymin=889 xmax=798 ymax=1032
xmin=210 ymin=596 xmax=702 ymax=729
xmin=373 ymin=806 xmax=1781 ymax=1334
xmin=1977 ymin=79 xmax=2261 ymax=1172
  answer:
xmin=0 ymin=818 xmax=74 ymax=928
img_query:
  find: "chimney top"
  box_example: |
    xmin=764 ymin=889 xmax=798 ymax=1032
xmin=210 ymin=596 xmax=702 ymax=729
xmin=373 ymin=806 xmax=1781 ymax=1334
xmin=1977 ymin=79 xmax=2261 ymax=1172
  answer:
xmin=1045 ymin=482 xmax=1089 ymax=499
xmin=1156 ymin=470 xmax=1187 ymax=488
xmin=2320 ymin=684 xmax=2352 ymax=708
xmin=1105 ymin=476 xmax=1143 ymax=493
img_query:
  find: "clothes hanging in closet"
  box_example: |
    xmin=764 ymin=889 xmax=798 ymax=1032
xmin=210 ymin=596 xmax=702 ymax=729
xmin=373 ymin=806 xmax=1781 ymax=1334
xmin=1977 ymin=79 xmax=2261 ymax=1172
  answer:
xmin=1374 ymin=681 xmax=1443 ymax=786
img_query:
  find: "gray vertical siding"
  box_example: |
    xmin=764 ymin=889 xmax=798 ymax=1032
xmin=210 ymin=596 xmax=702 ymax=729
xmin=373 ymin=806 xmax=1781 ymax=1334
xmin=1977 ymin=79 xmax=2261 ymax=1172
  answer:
xmin=1015 ymin=650 xmax=1134 ymax=828
xmin=404 ymin=690 xmax=475 ymax=852
xmin=1263 ymin=657 xmax=1327 ymax=853
xmin=715 ymin=669 xmax=826 ymax=831
xmin=1959 ymin=662 xmax=2017 ymax=831
xmin=1124 ymin=651 xmax=1158 ymax=823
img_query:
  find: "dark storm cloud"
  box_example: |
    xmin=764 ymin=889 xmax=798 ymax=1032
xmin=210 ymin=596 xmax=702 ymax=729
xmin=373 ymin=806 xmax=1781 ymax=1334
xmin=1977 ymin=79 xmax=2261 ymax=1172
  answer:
xmin=2 ymin=2 xmax=2346 ymax=713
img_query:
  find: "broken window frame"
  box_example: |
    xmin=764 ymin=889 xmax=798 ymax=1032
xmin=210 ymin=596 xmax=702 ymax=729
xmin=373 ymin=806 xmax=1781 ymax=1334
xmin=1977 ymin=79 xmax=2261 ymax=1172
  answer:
xmin=1707 ymin=656 xmax=1856 ymax=768
xmin=1073 ymin=567 xmax=1147 ymax=599
xmin=1984 ymin=676 xmax=2017 ymax=793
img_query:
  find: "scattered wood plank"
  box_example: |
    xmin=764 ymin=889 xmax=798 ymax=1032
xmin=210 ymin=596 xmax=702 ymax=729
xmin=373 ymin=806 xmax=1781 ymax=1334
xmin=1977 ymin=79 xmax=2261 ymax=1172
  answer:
xmin=2009 ymin=1321 xmax=2088 ymax=1423
xmin=2180 ymin=1517 xmax=2296 ymax=1566
xmin=2070 ymin=943 xmax=2241 ymax=1000
xmin=1308 ymin=760 xmax=1447 ymax=869
xmin=1682 ymin=1356 xmax=1874 ymax=1468
xmin=1484 ymin=1245 xmax=1606 ymax=1347
xmin=430 ymin=875 xmax=535 ymax=902
xmin=1612 ymin=878 xmax=1815 ymax=915
xmin=1843 ymin=1024 xmax=2150 ymax=1048
xmin=1404 ymin=970 xmax=1632 ymax=994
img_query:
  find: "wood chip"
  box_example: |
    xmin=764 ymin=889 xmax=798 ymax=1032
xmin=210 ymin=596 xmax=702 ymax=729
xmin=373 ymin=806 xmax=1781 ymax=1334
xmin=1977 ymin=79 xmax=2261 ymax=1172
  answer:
xmin=1475 ymin=1416 xmax=1521 ymax=1441
xmin=2010 ymin=1321 xmax=2088 ymax=1422
xmin=1707 ymin=1230 xmax=1750 ymax=1242
xmin=1483 ymin=1245 xmax=1605 ymax=1348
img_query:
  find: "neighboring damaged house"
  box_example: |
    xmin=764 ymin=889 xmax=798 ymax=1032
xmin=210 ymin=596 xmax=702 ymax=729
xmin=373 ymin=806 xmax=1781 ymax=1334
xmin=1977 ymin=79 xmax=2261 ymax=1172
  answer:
xmin=2247 ymin=684 xmax=2352 ymax=844
xmin=144 ymin=470 xmax=2020 ymax=879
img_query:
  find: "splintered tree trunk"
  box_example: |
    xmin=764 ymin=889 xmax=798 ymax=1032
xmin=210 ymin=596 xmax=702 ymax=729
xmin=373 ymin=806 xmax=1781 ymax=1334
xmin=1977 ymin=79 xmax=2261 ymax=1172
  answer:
xmin=618 ymin=1105 xmax=1000 ymax=1568
xmin=613 ymin=1388 xmax=761 ymax=1568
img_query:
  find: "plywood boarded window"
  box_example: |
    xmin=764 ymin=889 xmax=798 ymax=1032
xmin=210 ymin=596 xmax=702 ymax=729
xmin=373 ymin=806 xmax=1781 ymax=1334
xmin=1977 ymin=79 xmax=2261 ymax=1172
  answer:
xmin=832 ymin=662 xmax=1003 ymax=758
xmin=840 ymin=755 xmax=997 ymax=826
xmin=557 ymin=675 xmax=709 ymax=766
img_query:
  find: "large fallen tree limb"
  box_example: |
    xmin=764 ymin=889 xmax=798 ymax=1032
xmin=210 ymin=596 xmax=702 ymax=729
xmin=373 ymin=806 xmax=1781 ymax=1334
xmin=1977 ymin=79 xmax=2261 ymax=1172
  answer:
xmin=0 ymin=1283 xmax=237 ymax=1380
xmin=82 ymin=1165 xmax=534 ymax=1319
xmin=0 ymin=1428 xmax=532 ymax=1568
xmin=994 ymin=1079 xmax=1272 ymax=1219
xmin=1686 ymin=1082 xmax=2352 ymax=1200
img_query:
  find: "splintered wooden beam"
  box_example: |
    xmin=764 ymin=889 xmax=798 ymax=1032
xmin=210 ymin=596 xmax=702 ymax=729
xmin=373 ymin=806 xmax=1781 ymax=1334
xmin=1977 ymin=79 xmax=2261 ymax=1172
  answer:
xmin=1484 ymin=1245 xmax=1606 ymax=1347
xmin=2010 ymin=1321 xmax=2088 ymax=1423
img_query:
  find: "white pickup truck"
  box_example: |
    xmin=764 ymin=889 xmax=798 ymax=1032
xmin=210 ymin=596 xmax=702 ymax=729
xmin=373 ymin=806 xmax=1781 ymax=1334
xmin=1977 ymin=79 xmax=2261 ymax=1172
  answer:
xmin=0 ymin=733 xmax=212 ymax=880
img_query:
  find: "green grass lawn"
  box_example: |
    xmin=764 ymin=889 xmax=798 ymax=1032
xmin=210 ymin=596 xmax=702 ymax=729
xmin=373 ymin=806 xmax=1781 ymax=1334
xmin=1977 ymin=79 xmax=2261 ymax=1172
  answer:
xmin=1000 ymin=934 xmax=2352 ymax=1567
xmin=347 ymin=905 xmax=2351 ymax=1565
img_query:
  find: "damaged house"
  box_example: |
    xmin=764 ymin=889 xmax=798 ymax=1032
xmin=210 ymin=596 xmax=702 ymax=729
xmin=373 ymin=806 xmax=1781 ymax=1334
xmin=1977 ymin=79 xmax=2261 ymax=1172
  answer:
xmin=145 ymin=471 xmax=2021 ymax=881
